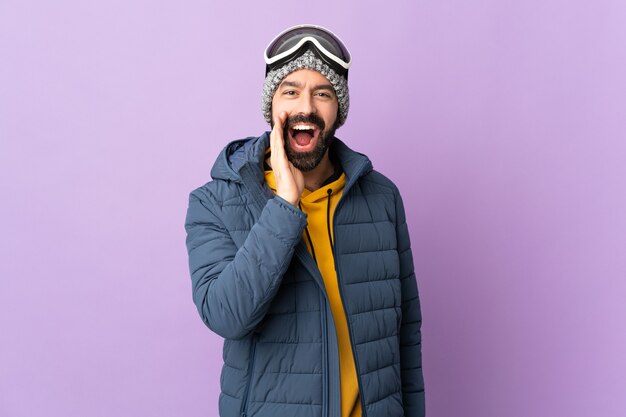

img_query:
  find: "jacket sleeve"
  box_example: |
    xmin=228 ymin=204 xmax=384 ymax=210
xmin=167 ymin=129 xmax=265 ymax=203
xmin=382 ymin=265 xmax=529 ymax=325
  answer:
xmin=395 ymin=189 xmax=426 ymax=416
xmin=185 ymin=188 xmax=308 ymax=340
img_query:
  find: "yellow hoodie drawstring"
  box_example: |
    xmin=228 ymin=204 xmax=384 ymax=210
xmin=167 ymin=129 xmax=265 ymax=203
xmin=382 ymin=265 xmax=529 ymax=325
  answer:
xmin=326 ymin=188 xmax=334 ymax=253
xmin=301 ymin=189 xmax=335 ymax=260
xmin=300 ymin=201 xmax=318 ymax=263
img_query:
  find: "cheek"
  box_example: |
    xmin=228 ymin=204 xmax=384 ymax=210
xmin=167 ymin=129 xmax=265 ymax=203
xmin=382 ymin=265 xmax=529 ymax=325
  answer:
xmin=271 ymin=99 xmax=291 ymax=120
xmin=271 ymin=91 xmax=291 ymax=109
xmin=323 ymin=104 xmax=339 ymax=128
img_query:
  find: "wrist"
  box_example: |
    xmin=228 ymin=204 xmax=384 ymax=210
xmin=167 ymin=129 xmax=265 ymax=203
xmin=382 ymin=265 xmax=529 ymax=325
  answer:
xmin=276 ymin=190 xmax=299 ymax=206
xmin=274 ymin=194 xmax=301 ymax=210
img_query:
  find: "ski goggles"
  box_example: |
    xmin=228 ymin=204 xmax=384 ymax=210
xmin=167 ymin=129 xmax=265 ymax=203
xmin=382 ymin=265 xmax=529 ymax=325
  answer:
xmin=264 ymin=24 xmax=352 ymax=77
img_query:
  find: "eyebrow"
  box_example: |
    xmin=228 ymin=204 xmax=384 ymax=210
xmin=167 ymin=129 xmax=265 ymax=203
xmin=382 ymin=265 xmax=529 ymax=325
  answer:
xmin=279 ymin=80 xmax=336 ymax=93
xmin=314 ymin=84 xmax=335 ymax=93
xmin=279 ymin=80 xmax=303 ymax=89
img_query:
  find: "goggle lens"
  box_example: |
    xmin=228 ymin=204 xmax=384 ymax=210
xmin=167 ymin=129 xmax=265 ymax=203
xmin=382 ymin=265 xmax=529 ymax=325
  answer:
xmin=264 ymin=25 xmax=352 ymax=75
xmin=267 ymin=26 xmax=351 ymax=64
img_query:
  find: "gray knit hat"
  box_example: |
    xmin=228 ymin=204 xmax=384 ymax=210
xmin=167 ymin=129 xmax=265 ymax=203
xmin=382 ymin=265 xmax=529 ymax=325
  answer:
xmin=261 ymin=49 xmax=350 ymax=128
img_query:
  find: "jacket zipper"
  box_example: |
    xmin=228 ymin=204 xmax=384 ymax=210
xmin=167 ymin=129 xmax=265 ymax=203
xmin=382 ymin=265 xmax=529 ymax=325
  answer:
xmin=321 ymin=294 xmax=330 ymax=417
xmin=240 ymin=335 xmax=258 ymax=417
xmin=326 ymin=167 xmax=369 ymax=416
xmin=301 ymin=203 xmax=331 ymax=417
xmin=331 ymin=226 xmax=368 ymax=417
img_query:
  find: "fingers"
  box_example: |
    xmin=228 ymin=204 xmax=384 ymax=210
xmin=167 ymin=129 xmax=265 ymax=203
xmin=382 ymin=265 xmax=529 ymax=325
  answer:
xmin=271 ymin=112 xmax=287 ymax=155
xmin=271 ymin=111 xmax=288 ymax=168
xmin=273 ymin=111 xmax=287 ymax=135
xmin=269 ymin=111 xmax=303 ymax=205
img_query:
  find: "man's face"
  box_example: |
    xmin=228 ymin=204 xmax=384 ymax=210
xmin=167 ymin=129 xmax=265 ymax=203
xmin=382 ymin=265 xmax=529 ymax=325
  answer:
xmin=271 ymin=69 xmax=339 ymax=172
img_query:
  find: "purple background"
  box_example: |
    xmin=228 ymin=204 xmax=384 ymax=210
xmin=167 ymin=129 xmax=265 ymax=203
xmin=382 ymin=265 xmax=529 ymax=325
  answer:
xmin=1 ymin=1 xmax=625 ymax=416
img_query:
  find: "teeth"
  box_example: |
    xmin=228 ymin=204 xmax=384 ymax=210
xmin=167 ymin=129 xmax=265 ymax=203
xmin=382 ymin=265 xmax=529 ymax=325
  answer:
xmin=293 ymin=125 xmax=314 ymax=131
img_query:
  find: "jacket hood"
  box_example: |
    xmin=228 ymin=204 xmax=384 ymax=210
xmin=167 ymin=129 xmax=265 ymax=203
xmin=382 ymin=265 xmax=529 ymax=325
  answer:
xmin=210 ymin=131 xmax=373 ymax=185
xmin=210 ymin=132 xmax=271 ymax=182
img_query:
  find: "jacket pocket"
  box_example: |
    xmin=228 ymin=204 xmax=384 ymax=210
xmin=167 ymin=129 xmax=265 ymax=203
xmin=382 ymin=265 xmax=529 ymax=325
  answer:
xmin=240 ymin=334 xmax=258 ymax=417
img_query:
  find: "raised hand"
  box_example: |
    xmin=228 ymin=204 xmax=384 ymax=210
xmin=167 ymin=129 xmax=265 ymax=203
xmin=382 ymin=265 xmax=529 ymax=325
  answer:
xmin=270 ymin=112 xmax=305 ymax=206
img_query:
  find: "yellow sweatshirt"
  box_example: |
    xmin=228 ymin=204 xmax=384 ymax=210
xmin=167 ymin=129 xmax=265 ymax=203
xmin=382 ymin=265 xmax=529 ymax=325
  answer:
xmin=265 ymin=166 xmax=362 ymax=417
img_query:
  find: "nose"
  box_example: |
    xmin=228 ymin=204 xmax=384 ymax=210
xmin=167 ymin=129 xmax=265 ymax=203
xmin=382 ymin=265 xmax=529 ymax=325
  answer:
xmin=295 ymin=93 xmax=316 ymax=116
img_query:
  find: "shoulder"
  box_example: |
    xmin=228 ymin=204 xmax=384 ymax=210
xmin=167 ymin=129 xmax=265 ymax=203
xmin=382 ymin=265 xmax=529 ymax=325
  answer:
xmin=188 ymin=178 xmax=250 ymax=212
xmin=358 ymin=169 xmax=402 ymax=198
xmin=356 ymin=170 xmax=411 ymax=224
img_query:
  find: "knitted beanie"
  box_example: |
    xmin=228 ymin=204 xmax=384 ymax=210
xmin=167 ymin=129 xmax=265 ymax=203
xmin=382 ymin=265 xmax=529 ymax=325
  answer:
xmin=261 ymin=49 xmax=350 ymax=128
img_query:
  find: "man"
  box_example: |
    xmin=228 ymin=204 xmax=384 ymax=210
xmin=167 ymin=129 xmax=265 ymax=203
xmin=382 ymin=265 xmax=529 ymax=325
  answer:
xmin=185 ymin=25 xmax=425 ymax=417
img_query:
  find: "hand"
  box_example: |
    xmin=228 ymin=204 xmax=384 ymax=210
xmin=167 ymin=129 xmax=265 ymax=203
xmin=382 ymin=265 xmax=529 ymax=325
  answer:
xmin=270 ymin=112 xmax=304 ymax=206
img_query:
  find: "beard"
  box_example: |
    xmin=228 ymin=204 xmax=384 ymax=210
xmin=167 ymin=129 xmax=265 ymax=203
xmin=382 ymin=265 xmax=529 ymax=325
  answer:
xmin=281 ymin=113 xmax=337 ymax=172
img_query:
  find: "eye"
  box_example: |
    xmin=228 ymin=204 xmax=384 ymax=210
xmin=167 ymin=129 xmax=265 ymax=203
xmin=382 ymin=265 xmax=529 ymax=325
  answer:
xmin=283 ymin=90 xmax=297 ymax=96
xmin=316 ymin=91 xmax=334 ymax=99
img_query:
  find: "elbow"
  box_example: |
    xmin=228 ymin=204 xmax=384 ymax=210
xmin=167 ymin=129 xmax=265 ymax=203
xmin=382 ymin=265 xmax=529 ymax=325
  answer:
xmin=193 ymin=290 xmax=254 ymax=340
xmin=198 ymin=309 xmax=253 ymax=340
xmin=191 ymin=270 xmax=256 ymax=340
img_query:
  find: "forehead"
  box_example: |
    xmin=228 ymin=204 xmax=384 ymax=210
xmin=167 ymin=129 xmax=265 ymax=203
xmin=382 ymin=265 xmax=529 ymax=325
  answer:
xmin=280 ymin=69 xmax=329 ymax=86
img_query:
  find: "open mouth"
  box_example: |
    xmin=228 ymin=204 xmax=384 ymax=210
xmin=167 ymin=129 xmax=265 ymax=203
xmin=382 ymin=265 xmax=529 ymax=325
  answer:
xmin=288 ymin=123 xmax=320 ymax=150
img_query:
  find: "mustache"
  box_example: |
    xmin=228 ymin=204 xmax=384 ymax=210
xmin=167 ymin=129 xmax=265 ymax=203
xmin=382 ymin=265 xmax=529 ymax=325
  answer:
xmin=285 ymin=113 xmax=326 ymax=131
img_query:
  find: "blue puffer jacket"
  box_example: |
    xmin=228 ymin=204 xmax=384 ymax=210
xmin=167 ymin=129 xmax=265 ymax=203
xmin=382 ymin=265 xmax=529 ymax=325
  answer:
xmin=185 ymin=133 xmax=425 ymax=417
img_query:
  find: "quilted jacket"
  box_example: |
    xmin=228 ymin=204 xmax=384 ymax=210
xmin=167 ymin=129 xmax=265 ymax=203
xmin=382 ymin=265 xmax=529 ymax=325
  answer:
xmin=184 ymin=132 xmax=425 ymax=417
